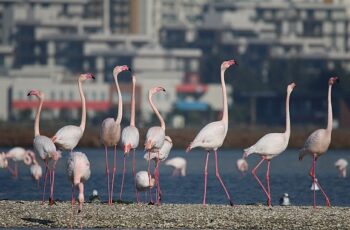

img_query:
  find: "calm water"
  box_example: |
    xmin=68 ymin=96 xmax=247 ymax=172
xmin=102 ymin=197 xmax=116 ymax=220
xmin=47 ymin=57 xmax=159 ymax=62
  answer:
xmin=0 ymin=148 xmax=349 ymax=206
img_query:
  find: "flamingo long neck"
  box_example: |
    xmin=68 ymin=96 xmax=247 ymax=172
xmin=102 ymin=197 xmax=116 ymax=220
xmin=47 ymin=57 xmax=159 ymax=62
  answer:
xmin=34 ymin=96 xmax=43 ymax=137
xmin=326 ymin=85 xmax=333 ymax=132
xmin=285 ymin=91 xmax=291 ymax=137
xmin=220 ymin=69 xmax=228 ymax=128
xmin=130 ymin=76 xmax=136 ymax=127
xmin=114 ymin=74 xmax=123 ymax=124
xmin=78 ymin=80 xmax=87 ymax=132
xmin=149 ymin=91 xmax=165 ymax=130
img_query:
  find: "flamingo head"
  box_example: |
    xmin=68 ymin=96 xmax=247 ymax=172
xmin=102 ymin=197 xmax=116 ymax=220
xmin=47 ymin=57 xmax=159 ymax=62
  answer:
xmin=113 ymin=65 xmax=131 ymax=76
xmin=23 ymin=151 xmax=33 ymax=166
xmin=329 ymin=77 xmax=339 ymax=85
xmin=79 ymin=73 xmax=95 ymax=82
xmin=78 ymin=193 xmax=84 ymax=213
xmin=221 ymin=59 xmax=238 ymax=71
xmin=150 ymin=86 xmax=166 ymax=95
xmin=27 ymin=90 xmax=43 ymax=99
xmin=149 ymin=177 xmax=156 ymax=188
xmin=0 ymin=153 xmax=8 ymax=168
xmin=287 ymin=82 xmax=296 ymax=94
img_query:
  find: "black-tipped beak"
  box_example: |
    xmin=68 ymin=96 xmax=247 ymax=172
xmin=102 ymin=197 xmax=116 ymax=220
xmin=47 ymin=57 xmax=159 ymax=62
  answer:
xmin=163 ymin=89 xmax=166 ymax=92
xmin=92 ymin=75 xmax=95 ymax=80
xmin=27 ymin=93 xmax=31 ymax=96
xmin=235 ymin=61 xmax=239 ymax=66
xmin=128 ymin=68 xmax=132 ymax=72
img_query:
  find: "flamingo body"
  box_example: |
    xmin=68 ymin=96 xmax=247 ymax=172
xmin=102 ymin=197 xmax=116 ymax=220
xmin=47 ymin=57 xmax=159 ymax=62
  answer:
xmin=144 ymin=136 xmax=172 ymax=161
xmin=299 ymin=129 xmax=330 ymax=160
xmin=0 ymin=153 xmax=8 ymax=168
xmin=135 ymin=171 xmax=155 ymax=192
xmin=121 ymin=126 xmax=139 ymax=153
xmin=33 ymin=136 xmax=58 ymax=160
xmin=165 ymin=157 xmax=187 ymax=176
xmin=67 ymin=152 xmax=91 ymax=184
xmin=53 ymin=125 xmax=83 ymax=151
xmin=145 ymin=127 xmax=165 ymax=151
xmin=100 ymin=118 xmax=121 ymax=147
xmin=30 ymin=163 xmax=43 ymax=181
xmin=335 ymin=158 xmax=348 ymax=178
xmin=6 ymin=147 xmax=32 ymax=165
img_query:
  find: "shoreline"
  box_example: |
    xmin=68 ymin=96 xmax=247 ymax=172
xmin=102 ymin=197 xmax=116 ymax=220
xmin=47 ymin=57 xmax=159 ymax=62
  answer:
xmin=0 ymin=201 xmax=349 ymax=229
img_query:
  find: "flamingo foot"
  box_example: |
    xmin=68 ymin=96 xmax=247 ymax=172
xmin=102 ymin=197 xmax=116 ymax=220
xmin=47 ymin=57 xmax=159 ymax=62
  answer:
xmin=326 ymin=199 xmax=331 ymax=207
xmin=148 ymin=201 xmax=155 ymax=205
xmin=49 ymin=198 xmax=56 ymax=206
xmin=229 ymin=200 xmax=234 ymax=206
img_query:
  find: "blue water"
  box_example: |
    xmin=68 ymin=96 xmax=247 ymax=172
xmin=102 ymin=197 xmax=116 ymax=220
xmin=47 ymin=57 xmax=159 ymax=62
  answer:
xmin=0 ymin=148 xmax=349 ymax=206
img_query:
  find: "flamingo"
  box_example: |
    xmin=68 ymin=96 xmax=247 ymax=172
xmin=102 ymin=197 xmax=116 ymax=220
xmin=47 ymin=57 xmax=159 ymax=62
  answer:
xmin=28 ymin=150 xmax=43 ymax=187
xmin=186 ymin=59 xmax=237 ymax=206
xmin=67 ymin=151 xmax=91 ymax=213
xmin=4 ymin=147 xmax=33 ymax=177
xmin=28 ymin=90 xmax=61 ymax=205
xmin=144 ymin=86 xmax=166 ymax=204
xmin=100 ymin=65 xmax=130 ymax=204
xmin=165 ymin=157 xmax=187 ymax=177
xmin=144 ymin=135 xmax=173 ymax=203
xmin=299 ymin=77 xmax=339 ymax=208
xmin=52 ymin=73 xmax=94 ymax=151
xmin=335 ymin=158 xmax=348 ymax=178
xmin=120 ymin=74 xmax=139 ymax=202
xmin=243 ymin=82 xmax=296 ymax=207
xmin=0 ymin=152 xmax=8 ymax=169
xmin=135 ymin=171 xmax=155 ymax=203
xmin=236 ymin=158 xmax=248 ymax=175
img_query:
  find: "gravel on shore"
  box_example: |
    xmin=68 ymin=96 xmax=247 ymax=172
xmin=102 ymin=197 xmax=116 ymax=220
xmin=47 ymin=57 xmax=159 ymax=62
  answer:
xmin=0 ymin=201 xmax=349 ymax=229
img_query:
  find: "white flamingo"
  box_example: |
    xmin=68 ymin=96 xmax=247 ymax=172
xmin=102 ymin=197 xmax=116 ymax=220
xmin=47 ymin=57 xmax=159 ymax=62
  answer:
xmin=27 ymin=150 xmax=43 ymax=187
xmin=144 ymin=135 xmax=173 ymax=203
xmin=120 ymin=74 xmax=140 ymax=202
xmin=165 ymin=157 xmax=187 ymax=177
xmin=144 ymin=86 xmax=166 ymax=204
xmin=28 ymin=89 xmax=61 ymax=205
xmin=236 ymin=158 xmax=248 ymax=175
xmin=299 ymin=77 xmax=339 ymax=208
xmin=52 ymin=73 xmax=94 ymax=151
xmin=135 ymin=171 xmax=155 ymax=203
xmin=4 ymin=147 xmax=33 ymax=177
xmin=335 ymin=158 xmax=348 ymax=178
xmin=243 ymin=82 xmax=295 ymax=207
xmin=100 ymin=65 xmax=129 ymax=204
xmin=186 ymin=59 xmax=237 ymax=206
xmin=67 ymin=151 xmax=91 ymax=213
xmin=0 ymin=152 xmax=8 ymax=169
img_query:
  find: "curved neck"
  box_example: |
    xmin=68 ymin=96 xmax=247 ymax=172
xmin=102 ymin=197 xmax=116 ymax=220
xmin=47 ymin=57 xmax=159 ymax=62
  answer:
xmin=327 ymin=85 xmax=333 ymax=132
xmin=130 ymin=76 xmax=136 ymax=126
xmin=114 ymin=74 xmax=123 ymax=124
xmin=149 ymin=92 xmax=165 ymax=130
xmin=220 ymin=69 xmax=228 ymax=127
xmin=34 ymin=96 xmax=43 ymax=137
xmin=78 ymin=80 xmax=86 ymax=132
xmin=285 ymin=91 xmax=291 ymax=136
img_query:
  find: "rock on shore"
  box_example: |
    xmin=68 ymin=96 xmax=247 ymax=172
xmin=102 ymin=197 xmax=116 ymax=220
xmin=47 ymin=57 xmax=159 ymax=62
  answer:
xmin=0 ymin=201 xmax=349 ymax=229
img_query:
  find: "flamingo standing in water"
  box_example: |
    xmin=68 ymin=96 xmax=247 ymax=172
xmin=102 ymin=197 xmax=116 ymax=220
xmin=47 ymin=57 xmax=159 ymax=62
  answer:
xmin=299 ymin=77 xmax=339 ymax=208
xmin=165 ymin=157 xmax=187 ymax=177
xmin=135 ymin=171 xmax=155 ymax=203
xmin=28 ymin=90 xmax=61 ymax=204
xmin=67 ymin=151 xmax=91 ymax=213
xmin=186 ymin=60 xmax=237 ymax=206
xmin=144 ymin=135 xmax=173 ymax=203
xmin=100 ymin=65 xmax=130 ymax=204
xmin=236 ymin=158 xmax=248 ymax=175
xmin=120 ymin=74 xmax=139 ymax=202
xmin=334 ymin=158 xmax=348 ymax=178
xmin=144 ymin=87 xmax=166 ymax=204
xmin=28 ymin=150 xmax=43 ymax=187
xmin=4 ymin=147 xmax=32 ymax=177
xmin=243 ymin=82 xmax=296 ymax=207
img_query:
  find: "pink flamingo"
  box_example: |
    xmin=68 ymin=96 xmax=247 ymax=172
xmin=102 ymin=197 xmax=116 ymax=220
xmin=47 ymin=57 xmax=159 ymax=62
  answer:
xmin=0 ymin=152 xmax=8 ymax=169
xmin=335 ymin=158 xmax=348 ymax=178
xmin=100 ymin=65 xmax=129 ymax=204
xmin=28 ymin=90 xmax=61 ymax=204
xmin=67 ymin=151 xmax=91 ymax=213
xmin=186 ymin=60 xmax=237 ymax=206
xmin=4 ymin=147 xmax=32 ymax=177
xmin=144 ymin=135 xmax=173 ymax=203
xmin=236 ymin=158 xmax=248 ymax=175
xmin=135 ymin=171 xmax=155 ymax=203
xmin=144 ymin=87 xmax=166 ymax=204
xmin=27 ymin=150 xmax=43 ymax=187
xmin=120 ymin=74 xmax=140 ymax=202
xmin=165 ymin=157 xmax=187 ymax=177
xmin=243 ymin=82 xmax=296 ymax=207
xmin=299 ymin=77 xmax=339 ymax=208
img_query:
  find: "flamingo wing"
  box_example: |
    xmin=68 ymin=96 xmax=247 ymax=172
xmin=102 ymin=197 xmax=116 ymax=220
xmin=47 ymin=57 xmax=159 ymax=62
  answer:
xmin=190 ymin=121 xmax=227 ymax=149
xmin=121 ymin=126 xmax=139 ymax=149
xmin=247 ymin=133 xmax=288 ymax=157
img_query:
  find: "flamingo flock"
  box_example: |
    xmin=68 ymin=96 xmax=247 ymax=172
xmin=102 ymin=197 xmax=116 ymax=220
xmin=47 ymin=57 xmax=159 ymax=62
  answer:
xmin=0 ymin=60 xmax=344 ymax=210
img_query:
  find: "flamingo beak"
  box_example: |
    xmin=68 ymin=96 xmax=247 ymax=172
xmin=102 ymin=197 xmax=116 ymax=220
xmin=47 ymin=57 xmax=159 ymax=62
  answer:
xmin=228 ymin=59 xmax=238 ymax=66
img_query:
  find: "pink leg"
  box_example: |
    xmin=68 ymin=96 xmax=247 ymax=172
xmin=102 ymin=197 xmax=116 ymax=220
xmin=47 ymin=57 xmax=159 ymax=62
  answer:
xmin=15 ymin=162 xmax=18 ymax=177
xmin=110 ymin=145 xmax=117 ymax=204
xmin=203 ymin=151 xmax=209 ymax=206
xmin=266 ymin=160 xmax=271 ymax=207
xmin=310 ymin=154 xmax=316 ymax=208
xmin=71 ymin=183 xmax=75 ymax=205
xmin=49 ymin=160 xmax=57 ymax=206
xmin=132 ymin=149 xmax=140 ymax=203
xmin=42 ymin=160 xmax=49 ymax=204
xmin=312 ymin=155 xmax=331 ymax=207
xmin=154 ymin=159 xmax=161 ymax=204
xmin=252 ymin=158 xmax=271 ymax=204
xmin=6 ymin=164 xmax=17 ymax=177
xmin=214 ymin=150 xmax=233 ymax=206
xmin=119 ymin=155 xmax=127 ymax=201
xmin=104 ymin=146 xmax=111 ymax=205
xmin=147 ymin=151 xmax=154 ymax=204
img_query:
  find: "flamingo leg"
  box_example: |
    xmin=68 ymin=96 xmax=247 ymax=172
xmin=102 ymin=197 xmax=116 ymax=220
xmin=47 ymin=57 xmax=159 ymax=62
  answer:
xmin=132 ymin=149 xmax=139 ymax=203
xmin=203 ymin=151 xmax=209 ymax=206
xmin=312 ymin=155 xmax=331 ymax=207
xmin=119 ymin=155 xmax=127 ymax=201
xmin=214 ymin=150 xmax=233 ymax=206
xmin=154 ymin=159 xmax=161 ymax=204
xmin=15 ymin=162 xmax=18 ymax=177
xmin=266 ymin=160 xmax=271 ymax=207
xmin=71 ymin=183 xmax=75 ymax=205
xmin=42 ymin=160 xmax=49 ymax=204
xmin=252 ymin=158 xmax=271 ymax=204
xmin=147 ymin=151 xmax=154 ymax=204
xmin=6 ymin=164 xmax=16 ymax=177
xmin=110 ymin=145 xmax=117 ymax=204
xmin=310 ymin=154 xmax=316 ymax=208
xmin=49 ymin=160 xmax=57 ymax=206
xmin=104 ymin=146 xmax=111 ymax=205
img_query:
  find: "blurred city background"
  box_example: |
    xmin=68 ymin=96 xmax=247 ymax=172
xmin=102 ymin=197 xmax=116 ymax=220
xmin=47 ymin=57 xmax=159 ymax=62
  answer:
xmin=0 ymin=0 xmax=350 ymax=148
